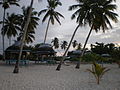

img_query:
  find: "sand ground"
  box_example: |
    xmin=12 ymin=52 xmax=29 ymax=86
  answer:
xmin=0 ymin=61 xmax=120 ymax=90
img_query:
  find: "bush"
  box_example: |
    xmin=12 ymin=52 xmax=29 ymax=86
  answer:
xmin=82 ymin=53 xmax=106 ymax=63
xmin=69 ymin=57 xmax=80 ymax=62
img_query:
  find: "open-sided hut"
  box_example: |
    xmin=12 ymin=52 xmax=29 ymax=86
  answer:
xmin=36 ymin=43 xmax=56 ymax=60
xmin=5 ymin=41 xmax=31 ymax=60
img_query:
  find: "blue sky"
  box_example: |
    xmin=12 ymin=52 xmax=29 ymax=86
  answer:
xmin=0 ymin=0 xmax=120 ymax=54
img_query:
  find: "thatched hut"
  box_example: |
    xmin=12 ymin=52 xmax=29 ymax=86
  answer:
xmin=5 ymin=41 xmax=31 ymax=60
xmin=35 ymin=43 xmax=56 ymax=61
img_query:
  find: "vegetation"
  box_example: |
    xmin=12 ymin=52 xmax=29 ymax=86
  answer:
xmin=13 ymin=0 xmax=35 ymax=73
xmin=38 ymin=0 xmax=64 ymax=43
xmin=82 ymin=53 xmax=103 ymax=62
xmin=56 ymin=0 xmax=118 ymax=70
xmin=87 ymin=62 xmax=110 ymax=84
xmin=51 ymin=37 xmax=59 ymax=49
xmin=17 ymin=6 xmax=39 ymax=44
xmin=70 ymin=0 xmax=118 ymax=69
xmin=61 ymin=41 xmax=68 ymax=50
xmin=0 ymin=0 xmax=20 ymax=59
xmin=111 ymin=48 xmax=120 ymax=68
xmin=91 ymin=42 xmax=115 ymax=55
xmin=0 ymin=13 xmax=21 ymax=45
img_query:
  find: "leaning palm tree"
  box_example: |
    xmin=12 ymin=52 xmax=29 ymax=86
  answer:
xmin=13 ymin=0 xmax=34 ymax=73
xmin=38 ymin=0 xmax=64 ymax=43
xmin=56 ymin=0 xmax=118 ymax=70
xmin=0 ymin=0 xmax=20 ymax=60
xmin=13 ymin=0 xmax=42 ymax=73
xmin=0 ymin=13 xmax=21 ymax=45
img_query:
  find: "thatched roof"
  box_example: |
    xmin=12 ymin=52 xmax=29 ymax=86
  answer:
xmin=5 ymin=41 xmax=30 ymax=52
xmin=36 ymin=43 xmax=56 ymax=55
xmin=68 ymin=50 xmax=82 ymax=55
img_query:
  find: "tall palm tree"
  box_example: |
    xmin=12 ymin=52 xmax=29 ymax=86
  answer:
xmin=38 ymin=0 xmax=64 ymax=43
xmin=0 ymin=13 xmax=21 ymax=45
xmin=17 ymin=6 xmax=39 ymax=44
xmin=51 ymin=37 xmax=59 ymax=49
xmin=0 ymin=0 xmax=20 ymax=60
xmin=56 ymin=0 xmax=118 ymax=70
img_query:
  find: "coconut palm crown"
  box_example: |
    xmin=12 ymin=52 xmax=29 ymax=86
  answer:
xmin=38 ymin=0 xmax=64 ymax=43
xmin=0 ymin=13 xmax=21 ymax=38
xmin=0 ymin=0 xmax=20 ymax=9
xmin=17 ymin=6 xmax=39 ymax=44
xmin=0 ymin=0 xmax=20 ymax=60
xmin=51 ymin=37 xmax=59 ymax=49
xmin=69 ymin=0 xmax=118 ymax=32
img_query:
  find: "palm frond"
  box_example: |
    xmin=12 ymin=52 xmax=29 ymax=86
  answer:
xmin=55 ymin=11 xmax=64 ymax=18
xmin=42 ymin=11 xmax=50 ymax=23
xmin=54 ymin=15 xmax=61 ymax=25
xmin=69 ymin=4 xmax=81 ymax=11
xmin=38 ymin=9 xmax=47 ymax=16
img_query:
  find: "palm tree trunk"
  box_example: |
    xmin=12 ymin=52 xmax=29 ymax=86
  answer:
xmin=13 ymin=0 xmax=34 ymax=73
xmin=9 ymin=37 xmax=11 ymax=46
xmin=97 ymin=77 xmax=100 ymax=84
xmin=75 ymin=25 xmax=94 ymax=69
xmin=56 ymin=24 xmax=80 ymax=71
xmin=2 ymin=8 xmax=6 ymax=60
xmin=44 ymin=18 xmax=50 ymax=43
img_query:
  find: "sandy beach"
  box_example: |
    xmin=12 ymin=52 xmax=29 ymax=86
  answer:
xmin=0 ymin=61 xmax=120 ymax=90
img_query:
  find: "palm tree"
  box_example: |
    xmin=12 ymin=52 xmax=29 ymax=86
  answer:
xmin=17 ymin=30 xmax=35 ymax=44
xmin=72 ymin=40 xmax=78 ymax=48
xmin=61 ymin=41 xmax=68 ymax=50
xmin=56 ymin=0 xmax=118 ymax=70
xmin=0 ymin=13 xmax=21 ymax=45
xmin=17 ymin=6 xmax=39 ymax=44
xmin=76 ymin=43 xmax=82 ymax=50
xmin=13 ymin=0 xmax=34 ymax=73
xmin=51 ymin=37 xmax=59 ymax=49
xmin=38 ymin=0 xmax=64 ymax=43
xmin=87 ymin=62 xmax=110 ymax=84
xmin=0 ymin=0 xmax=20 ymax=60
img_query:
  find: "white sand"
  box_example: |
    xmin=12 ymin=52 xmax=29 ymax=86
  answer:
xmin=0 ymin=61 xmax=120 ymax=90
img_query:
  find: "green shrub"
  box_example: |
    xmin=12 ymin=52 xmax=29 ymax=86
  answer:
xmin=82 ymin=53 xmax=106 ymax=63
xmin=69 ymin=57 xmax=80 ymax=62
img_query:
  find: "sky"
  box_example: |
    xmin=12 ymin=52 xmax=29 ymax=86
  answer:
xmin=0 ymin=0 xmax=120 ymax=54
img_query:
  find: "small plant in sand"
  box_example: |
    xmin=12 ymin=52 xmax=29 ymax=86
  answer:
xmin=87 ymin=62 xmax=110 ymax=84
